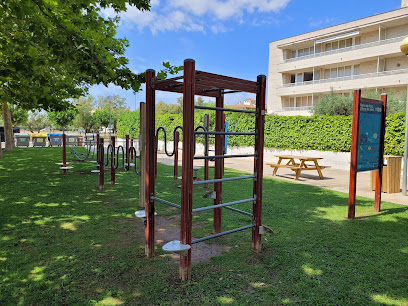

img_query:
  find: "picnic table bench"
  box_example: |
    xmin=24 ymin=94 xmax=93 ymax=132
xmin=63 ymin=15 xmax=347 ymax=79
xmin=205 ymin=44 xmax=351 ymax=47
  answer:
xmin=267 ymin=155 xmax=330 ymax=180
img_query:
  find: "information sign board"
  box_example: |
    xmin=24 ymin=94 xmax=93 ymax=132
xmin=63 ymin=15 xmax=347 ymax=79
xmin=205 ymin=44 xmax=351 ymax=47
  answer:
xmin=356 ymin=100 xmax=384 ymax=172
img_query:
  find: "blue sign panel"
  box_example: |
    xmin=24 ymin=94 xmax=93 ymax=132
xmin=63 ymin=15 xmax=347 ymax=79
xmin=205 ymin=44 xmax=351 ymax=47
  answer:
xmin=356 ymin=101 xmax=383 ymax=172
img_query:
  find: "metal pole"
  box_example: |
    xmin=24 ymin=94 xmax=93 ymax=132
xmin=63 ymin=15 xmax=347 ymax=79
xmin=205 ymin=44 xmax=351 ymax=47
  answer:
xmin=111 ymin=136 xmax=115 ymax=185
xmin=174 ymin=131 xmax=179 ymax=179
xmin=99 ymin=138 xmax=104 ymax=190
xmin=62 ymin=133 xmax=67 ymax=174
xmin=403 ymin=86 xmax=408 ymax=196
xmin=125 ymin=134 xmax=129 ymax=168
xmin=139 ymin=102 xmax=146 ymax=208
xmin=214 ymin=94 xmax=224 ymax=234
xmin=204 ymin=114 xmax=209 ymax=188
xmin=133 ymin=91 xmax=137 ymax=111
xmin=180 ymin=59 xmax=195 ymax=281
xmin=145 ymin=70 xmax=156 ymax=258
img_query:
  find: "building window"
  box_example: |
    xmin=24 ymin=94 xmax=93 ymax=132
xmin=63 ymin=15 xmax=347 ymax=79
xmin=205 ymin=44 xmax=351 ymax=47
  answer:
xmin=353 ymin=64 xmax=360 ymax=75
xmin=355 ymin=36 xmax=361 ymax=45
xmin=296 ymin=73 xmax=303 ymax=83
xmin=290 ymin=74 xmax=295 ymax=83
xmin=304 ymin=71 xmax=313 ymax=82
xmin=314 ymin=69 xmax=320 ymax=80
xmin=345 ymin=66 xmax=351 ymax=76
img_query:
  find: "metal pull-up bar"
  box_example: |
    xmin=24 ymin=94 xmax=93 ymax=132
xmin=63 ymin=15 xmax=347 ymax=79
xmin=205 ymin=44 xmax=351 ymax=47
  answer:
xmin=194 ymin=105 xmax=257 ymax=114
xmin=194 ymin=154 xmax=257 ymax=160
xmin=193 ymin=174 xmax=256 ymax=185
xmin=194 ymin=131 xmax=257 ymax=136
xmin=192 ymin=197 xmax=256 ymax=213
xmin=191 ymin=224 xmax=255 ymax=244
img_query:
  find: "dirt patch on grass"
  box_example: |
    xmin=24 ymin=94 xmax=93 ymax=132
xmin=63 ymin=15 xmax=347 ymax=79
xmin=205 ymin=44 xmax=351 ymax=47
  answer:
xmin=109 ymin=215 xmax=230 ymax=265
xmin=155 ymin=215 xmax=230 ymax=265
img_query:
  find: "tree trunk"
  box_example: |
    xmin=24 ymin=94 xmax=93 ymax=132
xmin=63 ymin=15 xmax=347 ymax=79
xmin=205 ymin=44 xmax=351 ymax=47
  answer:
xmin=2 ymin=102 xmax=14 ymax=151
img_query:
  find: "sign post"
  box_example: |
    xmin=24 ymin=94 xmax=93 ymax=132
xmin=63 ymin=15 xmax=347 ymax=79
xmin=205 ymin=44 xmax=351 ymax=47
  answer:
xmin=348 ymin=89 xmax=387 ymax=219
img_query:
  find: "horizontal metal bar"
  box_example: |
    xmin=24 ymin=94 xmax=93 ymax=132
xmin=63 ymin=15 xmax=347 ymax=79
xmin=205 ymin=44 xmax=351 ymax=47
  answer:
xmin=225 ymin=206 xmax=252 ymax=217
xmin=194 ymin=154 xmax=256 ymax=160
xmin=223 ymin=90 xmax=243 ymax=94
xmin=194 ymin=131 xmax=256 ymax=136
xmin=202 ymin=88 xmax=223 ymax=93
xmin=169 ymin=83 xmax=183 ymax=88
xmin=193 ymin=175 xmax=256 ymax=185
xmin=192 ymin=224 xmax=255 ymax=244
xmin=192 ymin=197 xmax=256 ymax=213
xmin=154 ymin=76 xmax=184 ymax=84
xmin=150 ymin=196 xmax=181 ymax=209
xmin=194 ymin=105 xmax=257 ymax=114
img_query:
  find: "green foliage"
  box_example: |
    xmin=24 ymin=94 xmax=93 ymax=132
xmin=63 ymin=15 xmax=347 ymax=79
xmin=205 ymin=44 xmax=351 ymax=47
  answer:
xmin=26 ymin=110 xmax=49 ymax=132
xmin=0 ymin=0 xmax=181 ymax=111
xmin=7 ymin=104 xmax=28 ymax=126
xmin=116 ymin=111 xmax=140 ymax=138
xmin=118 ymin=111 xmax=406 ymax=155
xmin=93 ymin=109 xmax=111 ymax=129
xmin=312 ymin=90 xmax=353 ymax=116
xmin=313 ymin=88 xmax=407 ymax=116
xmin=72 ymin=96 xmax=96 ymax=132
xmin=47 ymin=108 xmax=77 ymax=130
xmin=384 ymin=113 xmax=406 ymax=156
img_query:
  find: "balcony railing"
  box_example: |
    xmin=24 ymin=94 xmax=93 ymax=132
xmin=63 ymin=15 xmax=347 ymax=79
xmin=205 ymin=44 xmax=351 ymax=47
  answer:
xmin=283 ymin=35 xmax=406 ymax=64
xmin=282 ymin=106 xmax=313 ymax=111
xmin=281 ymin=67 xmax=408 ymax=88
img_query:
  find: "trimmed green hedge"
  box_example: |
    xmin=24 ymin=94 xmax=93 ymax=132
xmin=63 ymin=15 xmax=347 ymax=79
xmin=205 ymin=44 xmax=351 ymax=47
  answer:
xmin=117 ymin=112 xmax=406 ymax=155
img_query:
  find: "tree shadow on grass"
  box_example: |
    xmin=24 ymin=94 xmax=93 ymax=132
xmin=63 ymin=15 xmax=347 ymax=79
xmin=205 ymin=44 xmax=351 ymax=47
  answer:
xmin=1 ymin=149 xmax=407 ymax=305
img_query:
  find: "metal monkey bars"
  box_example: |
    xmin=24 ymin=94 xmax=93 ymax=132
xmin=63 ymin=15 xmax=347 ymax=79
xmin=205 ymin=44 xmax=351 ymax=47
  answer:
xmin=143 ymin=59 xmax=266 ymax=281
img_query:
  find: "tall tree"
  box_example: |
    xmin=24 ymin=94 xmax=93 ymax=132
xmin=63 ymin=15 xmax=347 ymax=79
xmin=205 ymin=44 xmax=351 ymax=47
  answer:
xmin=73 ymin=96 xmax=96 ymax=133
xmin=26 ymin=111 xmax=49 ymax=133
xmin=0 ymin=0 xmax=182 ymax=152
xmin=47 ymin=108 xmax=77 ymax=133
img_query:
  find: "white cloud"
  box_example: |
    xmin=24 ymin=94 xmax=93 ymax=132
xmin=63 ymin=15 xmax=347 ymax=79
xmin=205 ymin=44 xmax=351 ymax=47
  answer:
xmin=308 ymin=17 xmax=335 ymax=28
xmin=170 ymin=0 xmax=290 ymax=19
xmin=100 ymin=0 xmax=290 ymax=34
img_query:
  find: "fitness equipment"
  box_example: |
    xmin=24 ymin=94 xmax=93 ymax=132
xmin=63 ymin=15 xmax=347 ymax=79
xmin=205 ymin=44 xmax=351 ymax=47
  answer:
xmin=92 ymin=134 xmax=141 ymax=189
xmin=141 ymin=59 xmax=266 ymax=281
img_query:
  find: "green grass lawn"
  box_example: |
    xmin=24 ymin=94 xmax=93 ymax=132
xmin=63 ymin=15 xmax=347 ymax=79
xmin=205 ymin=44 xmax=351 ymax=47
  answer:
xmin=1 ymin=148 xmax=408 ymax=305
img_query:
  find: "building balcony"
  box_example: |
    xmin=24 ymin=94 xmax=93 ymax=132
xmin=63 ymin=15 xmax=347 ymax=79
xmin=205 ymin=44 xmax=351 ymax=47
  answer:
xmin=282 ymin=67 xmax=408 ymax=88
xmin=277 ymin=36 xmax=404 ymax=73
xmin=283 ymin=35 xmax=406 ymax=63
xmin=277 ymin=67 xmax=408 ymax=96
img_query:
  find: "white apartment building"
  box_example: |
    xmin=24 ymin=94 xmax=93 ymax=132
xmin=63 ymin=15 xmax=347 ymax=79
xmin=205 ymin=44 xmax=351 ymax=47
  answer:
xmin=268 ymin=1 xmax=408 ymax=116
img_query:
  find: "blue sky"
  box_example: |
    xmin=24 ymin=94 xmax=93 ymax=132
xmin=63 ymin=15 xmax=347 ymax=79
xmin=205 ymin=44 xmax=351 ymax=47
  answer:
xmin=89 ymin=0 xmax=402 ymax=109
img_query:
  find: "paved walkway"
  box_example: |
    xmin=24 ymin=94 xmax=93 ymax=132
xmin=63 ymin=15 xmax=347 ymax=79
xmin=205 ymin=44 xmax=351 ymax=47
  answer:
xmin=157 ymin=153 xmax=407 ymax=206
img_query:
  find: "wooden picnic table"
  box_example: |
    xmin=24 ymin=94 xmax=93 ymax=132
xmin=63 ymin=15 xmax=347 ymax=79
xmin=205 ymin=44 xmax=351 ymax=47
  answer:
xmin=266 ymin=155 xmax=330 ymax=180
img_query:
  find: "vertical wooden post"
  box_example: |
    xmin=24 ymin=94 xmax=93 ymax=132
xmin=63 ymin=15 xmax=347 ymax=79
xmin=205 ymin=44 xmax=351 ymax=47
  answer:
xmin=180 ymin=59 xmax=195 ymax=281
xmin=130 ymin=139 xmax=134 ymax=163
xmin=99 ymin=138 xmax=104 ymax=190
xmin=145 ymin=70 xmax=156 ymax=258
xmin=213 ymin=95 xmax=224 ymax=234
xmin=174 ymin=131 xmax=179 ymax=179
xmin=62 ymin=133 xmax=67 ymax=174
xmin=374 ymin=94 xmax=387 ymax=212
xmin=252 ymin=75 xmax=266 ymax=253
xmin=139 ymin=102 xmax=146 ymax=208
xmin=125 ymin=134 xmax=130 ymax=168
xmin=222 ymin=113 xmax=226 ymax=177
xmin=96 ymin=133 xmax=100 ymax=165
xmin=348 ymin=89 xmax=361 ymax=220
xmin=204 ymin=114 xmax=209 ymax=188
xmin=111 ymin=136 xmax=115 ymax=185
